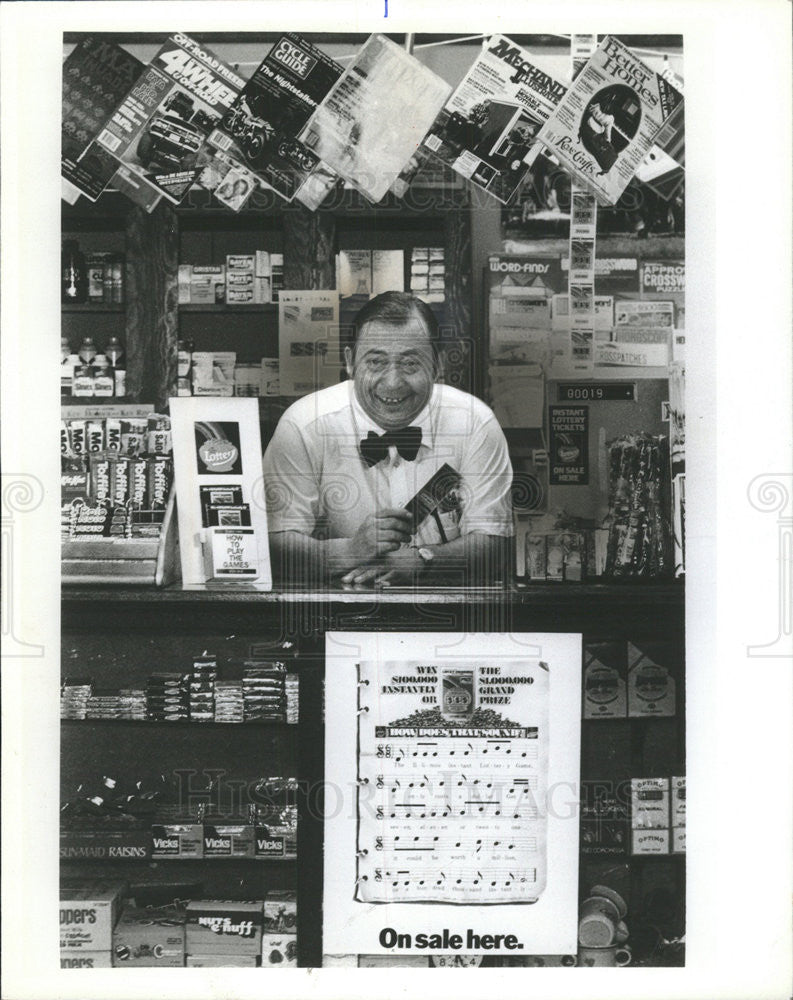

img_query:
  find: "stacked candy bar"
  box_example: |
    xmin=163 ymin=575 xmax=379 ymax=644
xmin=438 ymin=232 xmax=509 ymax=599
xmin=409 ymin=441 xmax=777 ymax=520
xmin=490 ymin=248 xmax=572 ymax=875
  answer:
xmin=242 ymin=662 xmax=286 ymax=723
xmin=189 ymin=656 xmax=217 ymax=723
xmin=61 ymin=677 xmax=93 ymax=719
xmin=118 ymin=688 xmax=147 ymax=720
xmin=214 ymin=680 xmax=244 ymax=723
xmin=86 ymin=688 xmax=122 ymax=720
xmin=285 ymin=674 xmax=299 ymax=725
xmin=147 ymin=672 xmax=188 ymax=721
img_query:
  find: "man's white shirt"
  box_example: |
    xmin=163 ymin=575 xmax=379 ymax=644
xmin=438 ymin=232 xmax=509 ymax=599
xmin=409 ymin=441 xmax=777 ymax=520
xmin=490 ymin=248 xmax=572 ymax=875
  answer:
xmin=262 ymin=381 xmax=514 ymax=543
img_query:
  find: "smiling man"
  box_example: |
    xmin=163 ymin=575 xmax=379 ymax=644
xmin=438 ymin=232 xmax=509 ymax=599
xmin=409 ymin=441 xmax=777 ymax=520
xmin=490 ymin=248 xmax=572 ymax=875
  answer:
xmin=262 ymin=291 xmax=514 ymax=586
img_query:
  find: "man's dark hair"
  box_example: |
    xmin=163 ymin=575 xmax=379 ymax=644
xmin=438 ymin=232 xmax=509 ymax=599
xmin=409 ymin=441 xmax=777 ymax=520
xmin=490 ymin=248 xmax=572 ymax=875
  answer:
xmin=351 ymin=292 xmax=440 ymax=366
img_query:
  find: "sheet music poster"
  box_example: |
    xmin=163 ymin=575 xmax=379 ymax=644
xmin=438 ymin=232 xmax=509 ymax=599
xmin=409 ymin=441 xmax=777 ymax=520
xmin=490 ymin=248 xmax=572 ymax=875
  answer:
xmin=324 ymin=632 xmax=581 ymax=956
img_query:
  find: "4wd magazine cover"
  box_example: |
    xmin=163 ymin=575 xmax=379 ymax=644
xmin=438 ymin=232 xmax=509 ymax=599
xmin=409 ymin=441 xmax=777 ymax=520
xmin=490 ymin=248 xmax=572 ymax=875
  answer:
xmin=95 ymin=33 xmax=245 ymax=204
xmin=208 ymin=33 xmax=343 ymax=208
xmin=62 ymin=35 xmax=143 ymax=201
xmin=421 ymin=35 xmax=567 ymax=205
xmin=535 ymin=35 xmax=684 ymax=206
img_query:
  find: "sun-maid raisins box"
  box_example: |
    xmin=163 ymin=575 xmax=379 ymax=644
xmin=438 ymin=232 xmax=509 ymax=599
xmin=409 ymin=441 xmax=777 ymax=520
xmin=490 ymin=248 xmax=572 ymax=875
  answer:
xmin=60 ymin=879 xmax=127 ymax=951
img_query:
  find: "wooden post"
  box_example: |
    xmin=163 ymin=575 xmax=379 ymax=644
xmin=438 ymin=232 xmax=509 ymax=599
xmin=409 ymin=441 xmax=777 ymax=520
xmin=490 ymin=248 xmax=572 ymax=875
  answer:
xmin=442 ymin=206 xmax=474 ymax=394
xmin=125 ymin=201 xmax=179 ymax=410
xmin=282 ymin=206 xmax=336 ymax=290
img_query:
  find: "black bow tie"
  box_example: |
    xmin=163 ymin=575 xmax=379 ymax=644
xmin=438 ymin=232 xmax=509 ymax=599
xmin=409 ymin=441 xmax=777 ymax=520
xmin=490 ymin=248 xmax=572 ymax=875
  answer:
xmin=360 ymin=427 xmax=422 ymax=467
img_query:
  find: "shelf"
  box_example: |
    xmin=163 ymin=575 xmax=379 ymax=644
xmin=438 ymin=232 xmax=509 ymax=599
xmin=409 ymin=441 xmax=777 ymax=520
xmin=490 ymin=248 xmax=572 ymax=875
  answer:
xmin=179 ymin=303 xmax=277 ymax=314
xmin=62 ymin=303 xmax=124 ymax=313
xmin=61 ymin=719 xmax=296 ymax=729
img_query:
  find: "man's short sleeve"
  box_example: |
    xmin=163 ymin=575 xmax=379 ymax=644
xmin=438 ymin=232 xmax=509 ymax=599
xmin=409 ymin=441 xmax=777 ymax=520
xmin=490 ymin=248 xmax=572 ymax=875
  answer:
xmin=262 ymin=417 xmax=320 ymax=535
xmin=458 ymin=412 xmax=514 ymax=536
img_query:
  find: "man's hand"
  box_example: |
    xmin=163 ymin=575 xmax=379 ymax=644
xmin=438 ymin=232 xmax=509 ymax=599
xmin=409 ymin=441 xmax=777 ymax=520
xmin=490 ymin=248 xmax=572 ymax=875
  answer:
xmin=340 ymin=545 xmax=424 ymax=587
xmin=346 ymin=508 xmax=413 ymax=564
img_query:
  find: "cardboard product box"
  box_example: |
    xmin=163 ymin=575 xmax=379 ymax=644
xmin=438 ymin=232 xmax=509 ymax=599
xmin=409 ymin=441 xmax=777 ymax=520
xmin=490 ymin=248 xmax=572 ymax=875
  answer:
xmin=112 ymin=907 xmax=185 ymax=967
xmin=202 ymin=822 xmax=255 ymax=858
xmin=191 ymin=265 xmax=225 ymax=304
xmin=226 ymin=288 xmax=255 ymax=305
xmin=631 ymin=778 xmax=670 ymax=829
xmin=631 ymin=828 xmax=670 ymax=855
xmin=672 ymin=827 xmax=686 ymax=853
xmin=185 ymin=900 xmax=263 ymax=956
xmin=264 ymin=891 xmax=297 ymax=934
xmin=545 ymin=533 xmax=565 ymax=582
xmin=526 ymin=533 xmax=547 ymax=581
xmin=583 ymin=642 xmax=627 ymax=719
xmin=226 ymin=254 xmax=255 ymax=274
xmin=270 ymin=254 xmax=284 ymax=302
xmin=260 ymin=358 xmax=280 ymax=396
xmin=60 ymin=829 xmax=152 ymax=861
xmin=261 ymin=933 xmax=298 ymax=967
xmin=671 ymin=776 xmax=686 ymax=827
xmin=580 ymin=784 xmax=628 ymax=855
xmin=178 ymin=264 xmax=192 ymax=304
xmin=191 ymin=352 xmax=236 ymax=397
xmin=627 ymin=641 xmax=676 ymax=717
xmin=338 ymin=249 xmax=372 ymax=297
xmin=371 ymin=250 xmax=404 ymax=294
xmin=255 ymin=251 xmax=271 ymax=277
xmin=253 ymin=276 xmax=271 ymax=303
xmin=150 ymin=822 xmax=203 ymax=859
xmin=60 ymin=951 xmax=112 ymax=969
xmin=60 ymin=879 xmax=127 ymax=951
xmin=186 ymin=954 xmax=259 ymax=967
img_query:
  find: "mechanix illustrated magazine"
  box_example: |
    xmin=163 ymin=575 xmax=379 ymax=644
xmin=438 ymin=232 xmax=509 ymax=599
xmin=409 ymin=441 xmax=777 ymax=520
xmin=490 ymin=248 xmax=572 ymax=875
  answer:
xmin=535 ymin=35 xmax=683 ymax=206
xmin=422 ymin=35 xmax=567 ymax=205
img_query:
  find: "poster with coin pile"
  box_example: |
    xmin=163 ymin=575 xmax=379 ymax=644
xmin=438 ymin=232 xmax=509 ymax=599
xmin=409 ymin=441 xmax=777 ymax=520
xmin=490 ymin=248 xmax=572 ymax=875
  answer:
xmin=535 ymin=35 xmax=683 ymax=206
xmin=324 ymin=632 xmax=581 ymax=957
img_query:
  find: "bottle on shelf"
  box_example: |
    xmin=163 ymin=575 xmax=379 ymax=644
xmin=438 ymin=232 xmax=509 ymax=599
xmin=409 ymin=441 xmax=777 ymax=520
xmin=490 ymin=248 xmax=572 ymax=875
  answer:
xmin=93 ymin=355 xmax=114 ymax=397
xmin=62 ymin=240 xmax=88 ymax=304
xmin=78 ymin=336 xmax=97 ymax=365
xmin=106 ymin=336 xmax=124 ymax=367
xmin=106 ymin=336 xmax=127 ymax=397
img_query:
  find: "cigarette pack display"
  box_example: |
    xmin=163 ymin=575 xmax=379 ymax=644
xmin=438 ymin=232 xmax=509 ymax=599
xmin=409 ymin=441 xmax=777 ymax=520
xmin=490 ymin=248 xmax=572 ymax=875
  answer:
xmin=270 ymin=254 xmax=284 ymax=302
xmin=261 ymin=934 xmax=298 ymax=966
xmin=261 ymin=358 xmax=281 ymax=396
xmin=631 ymin=829 xmax=670 ymax=855
xmin=226 ymin=288 xmax=254 ymax=304
xmin=583 ymin=642 xmax=627 ymax=718
xmin=671 ymin=776 xmax=686 ymax=827
xmin=112 ymin=907 xmax=186 ymax=966
xmin=631 ymin=778 xmax=670 ymax=829
xmin=185 ymin=900 xmax=263 ymax=955
xmin=60 ymin=879 xmax=127 ymax=950
xmin=627 ymin=641 xmax=676 ymax=717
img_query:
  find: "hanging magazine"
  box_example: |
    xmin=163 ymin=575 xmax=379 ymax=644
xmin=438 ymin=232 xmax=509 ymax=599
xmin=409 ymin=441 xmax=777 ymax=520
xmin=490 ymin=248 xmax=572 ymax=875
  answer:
xmin=62 ymin=36 xmax=143 ymax=201
xmin=535 ymin=35 xmax=683 ymax=206
xmin=208 ymin=33 xmax=344 ymax=209
xmin=95 ymin=33 xmax=245 ymax=204
xmin=300 ymin=34 xmax=451 ymax=203
xmin=422 ymin=35 xmax=567 ymax=205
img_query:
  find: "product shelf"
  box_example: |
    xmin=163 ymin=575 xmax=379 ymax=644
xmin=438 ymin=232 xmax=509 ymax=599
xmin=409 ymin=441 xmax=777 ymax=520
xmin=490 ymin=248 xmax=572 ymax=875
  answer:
xmin=62 ymin=303 xmax=125 ymax=313
xmin=178 ymin=303 xmax=278 ymax=314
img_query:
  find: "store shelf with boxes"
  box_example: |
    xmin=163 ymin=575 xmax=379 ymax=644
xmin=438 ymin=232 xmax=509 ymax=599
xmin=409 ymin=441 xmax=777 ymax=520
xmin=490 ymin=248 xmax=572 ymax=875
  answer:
xmin=60 ymin=629 xmax=319 ymax=968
